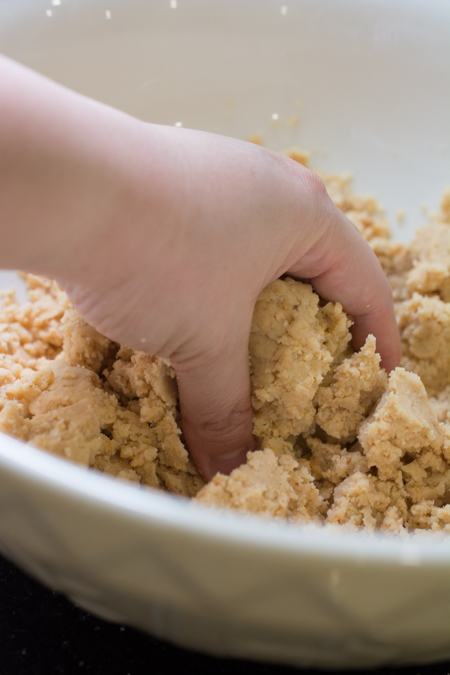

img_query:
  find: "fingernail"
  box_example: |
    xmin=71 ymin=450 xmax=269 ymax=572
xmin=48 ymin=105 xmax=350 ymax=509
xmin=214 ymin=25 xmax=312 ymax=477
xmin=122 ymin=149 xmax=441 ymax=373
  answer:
xmin=208 ymin=448 xmax=249 ymax=479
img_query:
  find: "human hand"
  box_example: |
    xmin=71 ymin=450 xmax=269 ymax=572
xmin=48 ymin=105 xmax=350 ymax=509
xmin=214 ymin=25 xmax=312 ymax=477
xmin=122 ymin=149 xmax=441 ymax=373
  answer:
xmin=0 ymin=56 xmax=401 ymax=480
xmin=51 ymin=123 xmax=400 ymax=480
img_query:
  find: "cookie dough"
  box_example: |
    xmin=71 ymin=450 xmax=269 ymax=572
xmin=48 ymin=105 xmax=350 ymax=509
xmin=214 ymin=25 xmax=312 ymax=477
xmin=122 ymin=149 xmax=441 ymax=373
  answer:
xmin=1 ymin=154 xmax=449 ymax=533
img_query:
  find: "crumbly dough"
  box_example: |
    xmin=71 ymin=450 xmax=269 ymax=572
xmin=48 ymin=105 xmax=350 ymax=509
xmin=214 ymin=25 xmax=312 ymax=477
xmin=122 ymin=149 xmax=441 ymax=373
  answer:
xmin=314 ymin=335 xmax=387 ymax=441
xmin=250 ymin=278 xmax=351 ymax=444
xmin=1 ymin=152 xmax=450 ymax=534
xmin=0 ymin=285 xmax=203 ymax=497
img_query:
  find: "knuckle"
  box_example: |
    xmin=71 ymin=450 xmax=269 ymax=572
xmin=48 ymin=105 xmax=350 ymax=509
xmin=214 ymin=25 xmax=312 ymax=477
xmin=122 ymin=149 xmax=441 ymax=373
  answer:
xmin=284 ymin=155 xmax=327 ymax=197
xmin=303 ymin=166 xmax=327 ymax=197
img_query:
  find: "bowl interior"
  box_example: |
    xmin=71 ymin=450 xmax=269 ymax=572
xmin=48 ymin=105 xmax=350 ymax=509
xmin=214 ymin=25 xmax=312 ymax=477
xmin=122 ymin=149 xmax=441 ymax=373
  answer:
xmin=1 ymin=5 xmax=450 ymax=668
xmin=0 ymin=0 xmax=450 ymax=557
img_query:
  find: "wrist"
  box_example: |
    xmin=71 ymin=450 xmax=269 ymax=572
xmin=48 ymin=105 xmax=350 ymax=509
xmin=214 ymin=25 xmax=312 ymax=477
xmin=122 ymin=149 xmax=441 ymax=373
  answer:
xmin=0 ymin=56 xmax=153 ymax=284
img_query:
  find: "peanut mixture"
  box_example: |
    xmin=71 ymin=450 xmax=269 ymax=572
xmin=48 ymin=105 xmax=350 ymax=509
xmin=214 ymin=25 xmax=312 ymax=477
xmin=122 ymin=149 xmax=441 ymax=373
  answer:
xmin=1 ymin=150 xmax=450 ymax=534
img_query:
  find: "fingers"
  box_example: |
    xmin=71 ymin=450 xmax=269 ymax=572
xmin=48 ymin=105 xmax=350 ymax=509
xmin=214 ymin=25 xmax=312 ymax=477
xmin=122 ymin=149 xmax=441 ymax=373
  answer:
xmin=289 ymin=207 xmax=401 ymax=373
xmin=172 ymin=334 xmax=254 ymax=481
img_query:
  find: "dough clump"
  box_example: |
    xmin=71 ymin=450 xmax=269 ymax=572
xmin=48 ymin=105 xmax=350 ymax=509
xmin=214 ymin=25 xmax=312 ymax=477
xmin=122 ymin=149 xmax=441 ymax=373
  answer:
xmin=1 ymin=157 xmax=450 ymax=534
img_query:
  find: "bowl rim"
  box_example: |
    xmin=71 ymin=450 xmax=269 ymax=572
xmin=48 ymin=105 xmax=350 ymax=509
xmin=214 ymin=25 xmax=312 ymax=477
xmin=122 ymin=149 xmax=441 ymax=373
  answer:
xmin=1 ymin=432 xmax=450 ymax=567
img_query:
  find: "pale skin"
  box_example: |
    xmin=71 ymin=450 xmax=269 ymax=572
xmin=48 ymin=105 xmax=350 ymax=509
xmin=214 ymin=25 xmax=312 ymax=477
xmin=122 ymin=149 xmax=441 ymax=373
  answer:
xmin=0 ymin=55 xmax=401 ymax=480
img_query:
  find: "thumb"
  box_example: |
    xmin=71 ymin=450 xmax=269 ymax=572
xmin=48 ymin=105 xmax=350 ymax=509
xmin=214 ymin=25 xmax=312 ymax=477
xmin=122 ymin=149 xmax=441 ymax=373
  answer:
xmin=173 ymin=337 xmax=254 ymax=481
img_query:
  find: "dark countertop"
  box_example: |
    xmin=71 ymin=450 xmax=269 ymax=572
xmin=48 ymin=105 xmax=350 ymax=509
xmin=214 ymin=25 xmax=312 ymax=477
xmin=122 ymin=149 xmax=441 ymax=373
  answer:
xmin=1 ymin=554 xmax=450 ymax=675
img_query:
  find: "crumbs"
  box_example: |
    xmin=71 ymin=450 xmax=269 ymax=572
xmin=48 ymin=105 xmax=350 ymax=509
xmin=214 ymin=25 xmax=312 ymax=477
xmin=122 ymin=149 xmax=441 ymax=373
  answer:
xmin=0 ymin=151 xmax=450 ymax=534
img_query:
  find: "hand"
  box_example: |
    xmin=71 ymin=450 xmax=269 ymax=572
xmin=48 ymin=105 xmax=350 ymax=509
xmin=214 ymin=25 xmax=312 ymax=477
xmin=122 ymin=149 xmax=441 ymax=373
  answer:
xmin=0 ymin=56 xmax=401 ymax=480
xmin=54 ymin=124 xmax=400 ymax=480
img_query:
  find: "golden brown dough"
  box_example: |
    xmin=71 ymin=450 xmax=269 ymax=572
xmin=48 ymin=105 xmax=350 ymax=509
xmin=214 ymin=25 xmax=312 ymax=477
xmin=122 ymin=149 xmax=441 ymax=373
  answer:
xmin=406 ymin=222 xmax=450 ymax=300
xmin=196 ymin=448 xmax=324 ymax=523
xmin=249 ymin=278 xmax=351 ymax=446
xmin=397 ymin=293 xmax=450 ymax=393
xmin=314 ymin=335 xmax=387 ymax=440
xmin=358 ymin=368 xmax=445 ymax=480
xmin=0 ymin=284 xmax=203 ymax=497
xmin=1 ymin=162 xmax=450 ymax=534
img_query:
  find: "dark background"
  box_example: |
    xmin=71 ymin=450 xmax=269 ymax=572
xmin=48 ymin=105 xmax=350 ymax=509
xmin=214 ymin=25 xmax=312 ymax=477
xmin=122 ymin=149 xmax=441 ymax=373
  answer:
xmin=1 ymin=554 xmax=449 ymax=675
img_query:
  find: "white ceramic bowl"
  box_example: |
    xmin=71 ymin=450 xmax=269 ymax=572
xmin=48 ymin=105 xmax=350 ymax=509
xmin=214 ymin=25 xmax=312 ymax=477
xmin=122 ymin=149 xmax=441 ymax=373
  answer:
xmin=0 ymin=0 xmax=449 ymax=669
